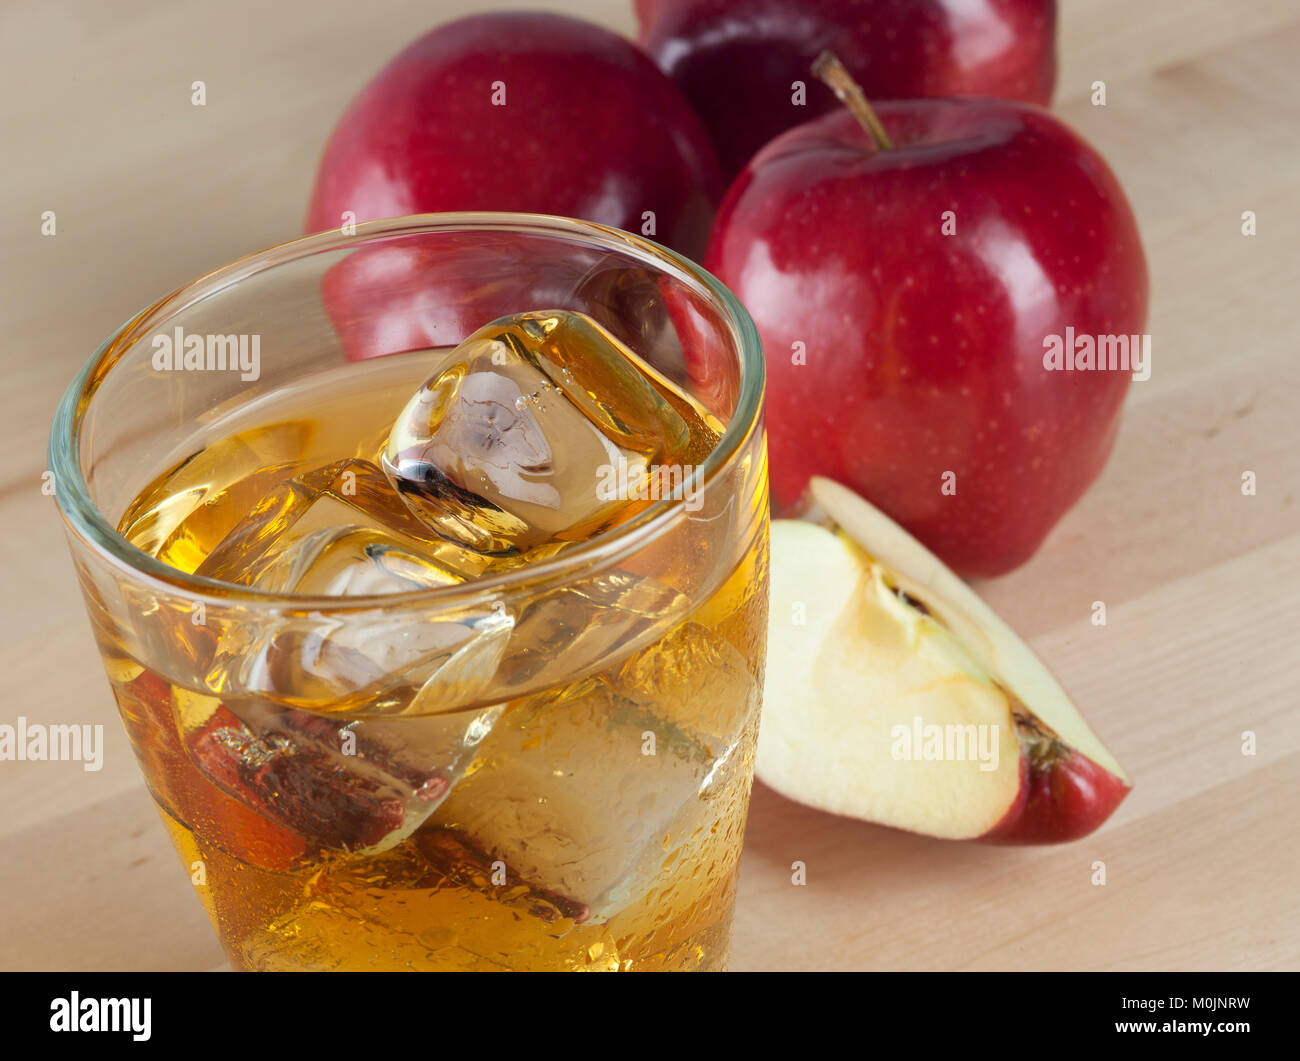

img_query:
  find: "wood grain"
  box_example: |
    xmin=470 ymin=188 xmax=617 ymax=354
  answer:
xmin=0 ymin=0 xmax=1295 ymax=971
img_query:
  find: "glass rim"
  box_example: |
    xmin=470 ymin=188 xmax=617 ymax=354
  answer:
xmin=48 ymin=212 xmax=766 ymax=614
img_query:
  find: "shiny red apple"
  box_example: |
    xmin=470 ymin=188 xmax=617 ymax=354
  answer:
xmin=638 ymin=0 xmax=1057 ymax=179
xmin=705 ymin=62 xmax=1148 ymax=577
xmin=318 ymin=231 xmax=610 ymax=362
xmin=306 ymin=12 xmax=723 ymax=258
xmin=319 ymin=230 xmax=698 ymax=369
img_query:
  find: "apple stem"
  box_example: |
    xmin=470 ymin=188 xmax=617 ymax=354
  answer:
xmin=812 ymin=50 xmax=893 ymax=152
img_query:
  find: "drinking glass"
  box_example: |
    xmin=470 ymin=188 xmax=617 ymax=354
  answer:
xmin=49 ymin=214 xmax=768 ymax=971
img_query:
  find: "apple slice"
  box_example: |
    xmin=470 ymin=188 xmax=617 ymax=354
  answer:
xmin=758 ymin=477 xmax=1130 ymax=843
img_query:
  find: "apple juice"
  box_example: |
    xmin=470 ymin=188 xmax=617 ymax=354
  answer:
xmin=100 ymin=325 xmax=769 ymax=972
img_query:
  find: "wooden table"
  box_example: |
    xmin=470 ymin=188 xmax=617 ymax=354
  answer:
xmin=2 ymin=0 xmax=1296 ymax=971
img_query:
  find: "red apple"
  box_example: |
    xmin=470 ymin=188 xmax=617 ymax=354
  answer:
xmin=320 ymin=230 xmax=698 ymax=370
xmin=638 ymin=0 xmax=1056 ymax=179
xmin=761 ymin=478 xmax=1130 ymax=844
xmin=306 ymin=12 xmax=723 ymax=259
xmin=705 ymin=62 xmax=1148 ymax=576
xmin=319 ymin=231 xmax=608 ymax=361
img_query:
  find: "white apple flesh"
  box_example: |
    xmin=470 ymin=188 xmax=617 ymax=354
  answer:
xmin=758 ymin=477 xmax=1130 ymax=843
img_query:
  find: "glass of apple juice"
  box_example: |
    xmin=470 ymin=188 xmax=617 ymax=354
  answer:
xmin=48 ymin=214 xmax=768 ymax=971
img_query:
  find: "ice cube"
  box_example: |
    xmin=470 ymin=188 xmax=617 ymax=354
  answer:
xmin=199 ymin=459 xmax=514 ymax=710
xmin=430 ymin=676 xmax=713 ymax=920
xmin=184 ymin=458 xmax=517 ymax=851
xmin=251 ymin=525 xmax=467 ymax=597
xmin=383 ymin=310 xmax=716 ymax=554
xmin=207 ymin=606 xmax=511 ymax=713
xmin=196 ymin=457 xmax=500 ymax=589
xmin=493 ymin=570 xmax=691 ymax=696
xmin=177 ymin=687 xmax=502 ymax=854
xmin=430 ymin=621 xmax=759 ymax=919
